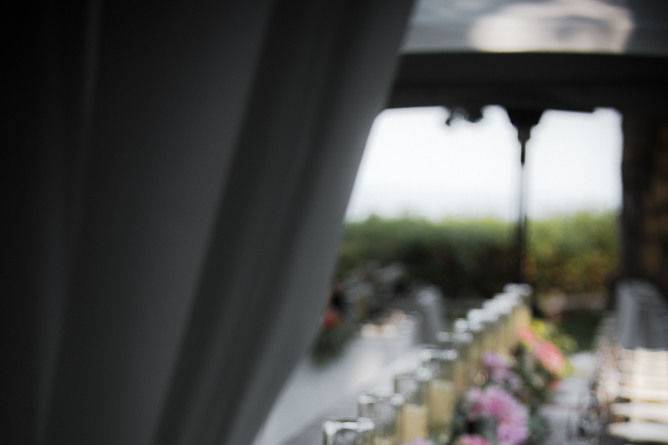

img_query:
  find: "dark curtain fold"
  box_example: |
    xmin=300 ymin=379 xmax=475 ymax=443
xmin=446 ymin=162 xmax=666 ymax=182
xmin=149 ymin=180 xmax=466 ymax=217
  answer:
xmin=6 ymin=1 xmax=415 ymax=444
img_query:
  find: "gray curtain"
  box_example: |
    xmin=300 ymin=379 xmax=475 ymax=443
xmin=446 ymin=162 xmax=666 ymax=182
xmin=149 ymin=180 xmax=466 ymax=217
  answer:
xmin=6 ymin=1 xmax=415 ymax=444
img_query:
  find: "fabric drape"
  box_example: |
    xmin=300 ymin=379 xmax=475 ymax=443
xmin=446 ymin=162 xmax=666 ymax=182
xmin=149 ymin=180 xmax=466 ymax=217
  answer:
xmin=7 ymin=1 xmax=415 ymax=444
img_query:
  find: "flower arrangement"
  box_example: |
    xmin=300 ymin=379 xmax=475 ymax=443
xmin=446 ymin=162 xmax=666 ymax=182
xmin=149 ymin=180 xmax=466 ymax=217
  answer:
xmin=464 ymin=386 xmax=529 ymax=445
xmin=516 ymin=321 xmax=571 ymax=400
xmin=453 ymin=435 xmax=491 ymax=445
xmin=449 ymin=319 xmax=574 ymax=445
xmin=318 ymin=292 xmax=576 ymax=445
xmin=519 ymin=320 xmax=573 ymax=377
xmin=528 ymin=319 xmax=577 ymax=355
xmin=450 ymin=356 xmax=548 ymax=445
xmin=533 ymin=340 xmax=567 ymax=378
xmin=482 ymin=353 xmax=520 ymax=391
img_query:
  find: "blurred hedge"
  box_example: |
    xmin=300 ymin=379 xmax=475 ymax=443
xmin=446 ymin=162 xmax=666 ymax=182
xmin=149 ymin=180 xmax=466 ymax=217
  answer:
xmin=526 ymin=212 xmax=619 ymax=294
xmin=337 ymin=212 xmax=619 ymax=298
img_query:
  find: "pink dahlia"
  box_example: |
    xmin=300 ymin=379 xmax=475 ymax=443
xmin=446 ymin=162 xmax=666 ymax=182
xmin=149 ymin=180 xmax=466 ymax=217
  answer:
xmin=483 ymin=352 xmax=516 ymax=385
xmin=534 ymin=340 xmax=566 ymax=377
xmin=455 ymin=434 xmax=491 ymax=445
xmin=517 ymin=327 xmax=538 ymax=348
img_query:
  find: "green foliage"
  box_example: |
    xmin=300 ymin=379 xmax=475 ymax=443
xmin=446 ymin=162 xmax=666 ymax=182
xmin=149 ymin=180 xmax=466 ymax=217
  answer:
xmin=526 ymin=211 xmax=619 ymax=294
xmin=555 ymin=310 xmax=604 ymax=352
xmin=337 ymin=211 xmax=618 ymax=298
xmin=530 ymin=319 xmax=578 ymax=356
xmin=338 ymin=215 xmax=515 ymax=298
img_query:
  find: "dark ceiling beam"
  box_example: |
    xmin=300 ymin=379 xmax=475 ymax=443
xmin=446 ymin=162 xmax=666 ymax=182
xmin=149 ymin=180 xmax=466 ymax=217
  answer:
xmin=389 ymin=52 xmax=668 ymax=114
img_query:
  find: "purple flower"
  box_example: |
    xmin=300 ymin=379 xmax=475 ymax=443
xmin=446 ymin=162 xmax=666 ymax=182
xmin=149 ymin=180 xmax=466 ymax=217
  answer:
xmin=465 ymin=386 xmax=529 ymax=445
xmin=454 ymin=435 xmax=491 ymax=445
xmin=498 ymin=420 xmax=529 ymax=445
xmin=483 ymin=352 xmax=521 ymax=391
xmin=483 ymin=353 xmax=511 ymax=382
xmin=483 ymin=352 xmax=510 ymax=373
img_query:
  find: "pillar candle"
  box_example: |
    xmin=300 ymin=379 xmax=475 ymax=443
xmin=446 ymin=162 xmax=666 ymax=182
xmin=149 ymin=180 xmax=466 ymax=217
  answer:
xmin=399 ymin=403 xmax=428 ymax=444
xmin=427 ymin=379 xmax=455 ymax=427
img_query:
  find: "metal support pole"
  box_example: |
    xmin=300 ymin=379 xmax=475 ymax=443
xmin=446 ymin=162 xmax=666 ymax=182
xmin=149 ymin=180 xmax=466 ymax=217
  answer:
xmin=516 ymin=132 xmax=529 ymax=283
xmin=507 ymin=109 xmax=543 ymax=283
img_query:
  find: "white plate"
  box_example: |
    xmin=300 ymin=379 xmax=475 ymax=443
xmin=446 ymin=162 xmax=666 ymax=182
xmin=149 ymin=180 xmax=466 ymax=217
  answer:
xmin=620 ymin=387 xmax=668 ymax=402
xmin=611 ymin=402 xmax=668 ymax=423
xmin=608 ymin=421 xmax=668 ymax=443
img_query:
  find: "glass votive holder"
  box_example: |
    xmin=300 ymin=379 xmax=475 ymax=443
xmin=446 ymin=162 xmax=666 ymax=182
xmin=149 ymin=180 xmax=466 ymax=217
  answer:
xmin=435 ymin=331 xmax=456 ymax=350
xmin=468 ymin=309 xmax=491 ymax=354
xmin=483 ymin=300 xmax=510 ymax=355
xmin=357 ymin=392 xmax=404 ymax=445
xmin=477 ymin=307 xmax=500 ymax=354
xmin=323 ymin=417 xmax=375 ymax=445
xmin=465 ymin=317 xmax=485 ymax=382
xmin=507 ymin=297 xmax=524 ymax=342
xmin=419 ymin=346 xmax=457 ymax=380
xmin=394 ymin=368 xmax=430 ymax=444
xmin=503 ymin=283 xmax=532 ymax=331
xmin=517 ymin=291 xmax=533 ymax=329
xmin=497 ymin=300 xmax=516 ymax=352
xmin=437 ymin=330 xmax=473 ymax=395
xmin=455 ymin=333 xmax=473 ymax=393
xmin=419 ymin=348 xmax=458 ymax=443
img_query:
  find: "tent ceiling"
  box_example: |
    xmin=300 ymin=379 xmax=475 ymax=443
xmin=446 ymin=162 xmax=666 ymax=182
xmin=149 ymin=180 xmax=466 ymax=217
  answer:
xmin=389 ymin=52 xmax=668 ymax=112
xmin=392 ymin=1 xmax=668 ymax=114
xmin=404 ymin=0 xmax=668 ymax=57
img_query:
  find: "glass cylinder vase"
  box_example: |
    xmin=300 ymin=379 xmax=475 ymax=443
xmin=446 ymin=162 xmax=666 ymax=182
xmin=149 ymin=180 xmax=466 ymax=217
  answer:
xmin=323 ymin=417 xmax=375 ymax=445
xmin=420 ymin=347 xmax=458 ymax=444
xmin=358 ymin=392 xmax=404 ymax=445
xmin=394 ymin=368 xmax=430 ymax=444
xmin=436 ymin=327 xmax=473 ymax=395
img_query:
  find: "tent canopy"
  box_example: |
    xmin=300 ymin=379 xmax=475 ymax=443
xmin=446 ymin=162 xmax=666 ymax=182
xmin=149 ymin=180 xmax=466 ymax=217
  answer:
xmin=404 ymin=0 xmax=668 ymax=56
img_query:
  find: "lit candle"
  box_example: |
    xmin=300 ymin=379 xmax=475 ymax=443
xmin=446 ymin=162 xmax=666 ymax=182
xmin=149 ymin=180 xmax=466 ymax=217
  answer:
xmin=452 ymin=360 xmax=467 ymax=396
xmin=394 ymin=369 xmax=430 ymax=444
xmin=466 ymin=322 xmax=484 ymax=379
xmin=428 ymin=378 xmax=455 ymax=426
xmin=374 ymin=436 xmax=394 ymax=445
xmin=399 ymin=403 xmax=428 ymax=444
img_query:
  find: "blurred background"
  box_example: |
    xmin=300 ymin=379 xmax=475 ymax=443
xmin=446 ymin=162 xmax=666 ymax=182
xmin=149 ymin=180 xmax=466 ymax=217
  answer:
xmin=341 ymin=107 xmax=620 ymax=339
xmin=255 ymin=106 xmax=622 ymax=445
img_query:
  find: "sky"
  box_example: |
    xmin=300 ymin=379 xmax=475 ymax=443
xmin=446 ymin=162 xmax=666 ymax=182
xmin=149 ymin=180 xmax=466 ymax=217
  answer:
xmin=345 ymin=106 xmax=622 ymax=222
